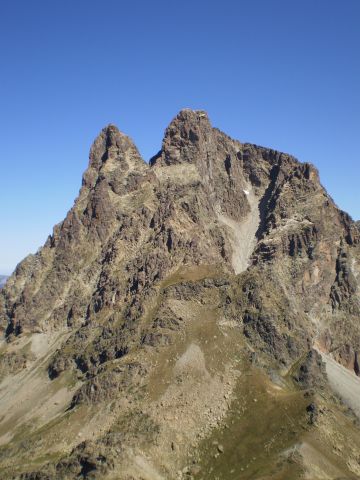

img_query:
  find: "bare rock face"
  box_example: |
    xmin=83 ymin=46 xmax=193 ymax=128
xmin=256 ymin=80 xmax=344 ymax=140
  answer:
xmin=1 ymin=110 xmax=360 ymax=480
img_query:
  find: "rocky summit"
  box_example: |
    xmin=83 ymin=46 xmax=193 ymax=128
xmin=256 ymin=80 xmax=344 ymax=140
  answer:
xmin=0 ymin=109 xmax=360 ymax=480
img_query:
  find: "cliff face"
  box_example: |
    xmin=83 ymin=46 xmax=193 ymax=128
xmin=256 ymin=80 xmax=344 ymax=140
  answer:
xmin=0 ymin=110 xmax=360 ymax=480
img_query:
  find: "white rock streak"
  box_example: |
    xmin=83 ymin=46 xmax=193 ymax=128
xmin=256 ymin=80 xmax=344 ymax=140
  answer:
xmin=320 ymin=351 xmax=360 ymax=419
xmin=217 ymin=187 xmax=260 ymax=274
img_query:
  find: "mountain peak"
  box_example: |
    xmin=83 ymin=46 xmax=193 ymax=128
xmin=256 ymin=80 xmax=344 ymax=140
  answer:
xmin=164 ymin=108 xmax=212 ymax=143
xmin=150 ymin=109 xmax=213 ymax=167
xmin=82 ymin=123 xmax=146 ymax=189
xmin=174 ymin=108 xmax=210 ymax=122
xmin=89 ymin=123 xmax=137 ymax=166
xmin=102 ymin=123 xmax=136 ymax=150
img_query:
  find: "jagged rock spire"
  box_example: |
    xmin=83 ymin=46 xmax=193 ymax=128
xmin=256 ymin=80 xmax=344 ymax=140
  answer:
xmin=150 ymin=109 xmax=213 ymax=167
xmin=83 ymin=123 xmax=147 ymax=189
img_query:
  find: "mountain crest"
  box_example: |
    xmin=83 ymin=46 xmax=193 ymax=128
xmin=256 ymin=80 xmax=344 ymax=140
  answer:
xmin=1 ymin=111 xmax=360 ymax=480
xmin=84 ymin=123 xmax=147 ymax=189
xmin=150 ymin=109 xmax=213 ymax=167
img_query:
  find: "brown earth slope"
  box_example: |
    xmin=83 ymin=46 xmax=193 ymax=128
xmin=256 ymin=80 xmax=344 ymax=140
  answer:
xmin=0 ymin=110 xmax=360 ymax=479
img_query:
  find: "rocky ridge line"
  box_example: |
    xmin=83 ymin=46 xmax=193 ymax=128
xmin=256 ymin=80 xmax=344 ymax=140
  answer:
xmin=0 ymin=109 xmax=359 ymax=480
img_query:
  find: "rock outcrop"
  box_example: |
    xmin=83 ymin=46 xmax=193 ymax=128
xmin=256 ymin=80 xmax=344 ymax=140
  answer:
xmin=0 ymin=110 xmax=360 ymax=480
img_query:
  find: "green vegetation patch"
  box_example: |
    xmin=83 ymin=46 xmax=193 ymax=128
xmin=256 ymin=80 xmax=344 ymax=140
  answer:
xmin=195 ymin=364 xmax=309 ymax=480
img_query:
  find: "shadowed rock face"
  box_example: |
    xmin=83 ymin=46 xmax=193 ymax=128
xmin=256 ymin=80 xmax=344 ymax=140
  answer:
xmin=0 ymin=110 xmax=360 ymax=480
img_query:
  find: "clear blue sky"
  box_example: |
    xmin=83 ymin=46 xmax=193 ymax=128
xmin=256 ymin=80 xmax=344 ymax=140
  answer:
xmin=0 ymin=0 xmax=359 ymax=274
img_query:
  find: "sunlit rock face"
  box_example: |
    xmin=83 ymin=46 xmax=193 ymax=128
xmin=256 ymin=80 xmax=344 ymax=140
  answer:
xmin=0 ymin=110 xmax=360 ymax=480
